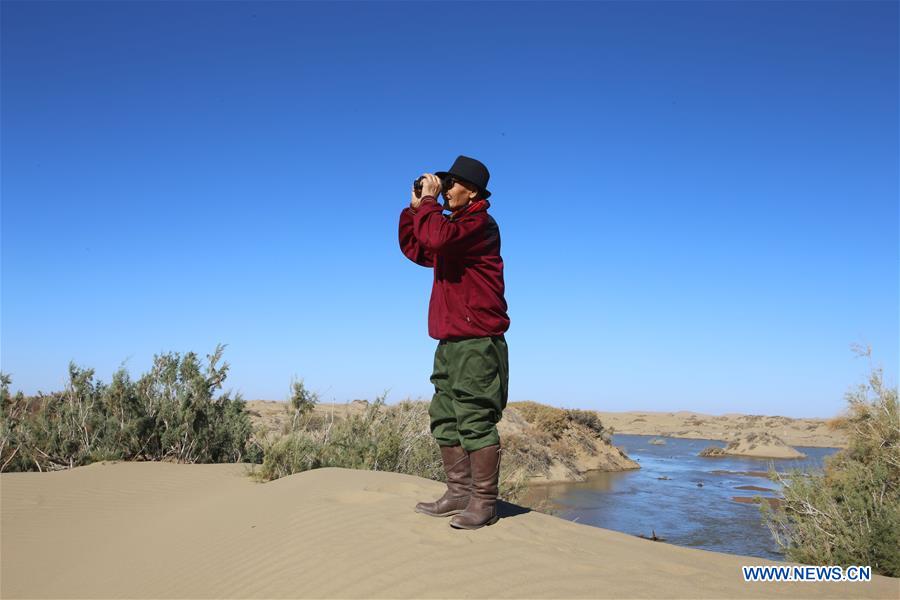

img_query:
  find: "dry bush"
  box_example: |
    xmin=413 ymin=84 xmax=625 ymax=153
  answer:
xmin=510 ymin=401 xmax=569 ymax=439
xmin=565 ymin=408 xmax=606 ymax=438
xmin=500 ymin=432 xmax=554 ymax=479
xmin=566 ymin=423 xmax=604 ymax=453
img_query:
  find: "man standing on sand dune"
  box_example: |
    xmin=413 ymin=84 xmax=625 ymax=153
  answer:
xmin=398 ymin=155 xmax=510 ymax=530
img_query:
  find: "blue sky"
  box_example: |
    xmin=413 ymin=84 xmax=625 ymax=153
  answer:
xmin=2 ymin=1 xmax=897 ymax=418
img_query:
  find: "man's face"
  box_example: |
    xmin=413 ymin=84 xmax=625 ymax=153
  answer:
xmin=442 ymin=178 xmax=479 ymax=211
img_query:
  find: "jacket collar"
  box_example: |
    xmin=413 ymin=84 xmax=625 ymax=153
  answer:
xmin=449 ymin=199 xmax=490 ymax=221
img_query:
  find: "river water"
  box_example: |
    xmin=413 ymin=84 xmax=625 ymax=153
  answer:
xmin=520 ymin=433 xmax=841 ymax=561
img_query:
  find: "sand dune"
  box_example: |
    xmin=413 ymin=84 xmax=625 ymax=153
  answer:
xmin=3 ymin=461 xmax=896 ymax=599
xmin=700 ymin=431 xmax=807 ymax=460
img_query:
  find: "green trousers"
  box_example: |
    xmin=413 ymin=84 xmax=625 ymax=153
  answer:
xmin=428 ymin=335 xmax=509 ymax=452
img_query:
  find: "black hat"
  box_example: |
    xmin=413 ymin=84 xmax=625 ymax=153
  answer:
xmin=435 ymin=155 xmax=491 ymax=199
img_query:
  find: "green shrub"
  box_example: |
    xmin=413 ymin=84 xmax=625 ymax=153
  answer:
xmin=288 ymin=378 xmax=319 ymax=432
xmin=761 ymin=356 xmax=899 ymax=577
xmin=0 ymin=344 xmax=260 ymax=472
xmin=253 ymin=395 xmax=441 ymax=481
xmin=1 ymin=373 xmax=30 ymax=471
xmin=254 ymin=429 xmax=324 ymax=479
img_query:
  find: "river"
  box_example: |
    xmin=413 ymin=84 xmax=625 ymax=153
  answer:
xmin=521 ymin=433 xmax=841 ymax=561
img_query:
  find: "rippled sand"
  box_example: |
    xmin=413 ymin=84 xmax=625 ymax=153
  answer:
xmin=3 ymin=461 xmax=896 ymax=598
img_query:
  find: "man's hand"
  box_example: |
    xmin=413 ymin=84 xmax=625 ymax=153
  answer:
xmin=411 ymin=173 xmax=441 ymax=209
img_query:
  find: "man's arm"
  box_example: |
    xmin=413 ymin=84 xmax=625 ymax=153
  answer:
xmin=412 ymin=197 xmax=484 ymax=254
xmin=399 ymin=205 xmax=435 ymax=267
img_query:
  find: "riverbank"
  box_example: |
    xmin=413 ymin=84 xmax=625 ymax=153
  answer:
xmin=3 ymin=461 xmax=896 ymax=598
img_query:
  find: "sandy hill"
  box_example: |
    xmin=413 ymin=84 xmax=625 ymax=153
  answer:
xmin=496 ymin=403 xmax=640 ymax=483
xmin=2 ymin=461 xmax=896 ymax=598
xmin=700 ymin=431 xmax=807 ymax=459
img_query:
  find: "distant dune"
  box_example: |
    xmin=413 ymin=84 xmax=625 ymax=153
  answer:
xmin=3 ymin=461 xmax=897 ymax=598
xmin=245 ymin=401 xmax=847 ymax=449
xmin=595 ymin=410 xmax=847 ymax=448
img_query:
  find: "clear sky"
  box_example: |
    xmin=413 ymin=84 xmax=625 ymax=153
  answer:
xmin=2 ymin=1 xmax=897 ymax=418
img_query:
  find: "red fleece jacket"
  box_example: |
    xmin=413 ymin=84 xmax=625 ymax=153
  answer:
xmin=399 ymin=196 xmax=510 ymax=340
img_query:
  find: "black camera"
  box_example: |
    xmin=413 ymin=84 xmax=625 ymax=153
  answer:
xmin=413 ymin=175 xmax=426 ymax=199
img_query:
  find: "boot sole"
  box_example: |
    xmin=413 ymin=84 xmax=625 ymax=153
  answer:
xmin=448 ymin=515 xmax=500 ymax=529
xmin=414 ymin=507 xmax=465 ymax=517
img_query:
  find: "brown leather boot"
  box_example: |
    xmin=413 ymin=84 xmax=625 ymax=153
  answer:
xmin=449 ymin=443 xmax=501 ymax=529
xmin=415 ymin=444 xmax=471 ymax=517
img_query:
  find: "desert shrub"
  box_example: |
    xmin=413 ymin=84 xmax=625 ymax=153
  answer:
xmin=511 ymin=401 xmax=610 ymax=442
xmin=0 ymin=344 xmax=260 ymax=472
xmin=1 ymin=374 xmax=31 ymax=471
xmin=497 ymin=433 xmax=561 ymax=506
xmin=548 ymin=437 xmax=579 ymax=471
xmin=508 ymin=401 xmax=536 ymax=422
xmin=252 ymin=397 xmax=537 ymax=505
xmin=566 ymin=408 xmax=606 ymax=438
xmin=1 ymin=364 xmax=121 ymax=471
xmin=510 ymin=401 xmax=569 ymax=439
xmin=761 ymin=356 xmax=899 ymax=577
xmin=565 ymin=425 xmax=602 ymax=454
xmin=292 ymin=411 xmax=330 ymax=434
xmin=501 ymin=432 xmax=554 ymax=479
xmin=254 ymin=429 xmax=324 ymax=479
xmin=322 ymin=396 xmax=438 ymax=475
xmin=288 ymin=378 xmax=319 ymax=432
xmin=698 ymin=446 xmax=728 ymax=457
xmin=253 ymin=396 xmax=440 ymax=482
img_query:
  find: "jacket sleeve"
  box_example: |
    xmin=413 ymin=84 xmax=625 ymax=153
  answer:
xmin=411 ymin=198 xmax=485 ymax=255
xmin=399 ymin=205 xmax=435 ymax=267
